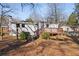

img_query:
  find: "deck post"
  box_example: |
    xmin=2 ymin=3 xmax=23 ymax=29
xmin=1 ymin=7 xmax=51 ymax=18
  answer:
xmin=37 ymin=22 xmax=39 ymax=37
xmin=16 ymin=23 xmax=20 ymax=40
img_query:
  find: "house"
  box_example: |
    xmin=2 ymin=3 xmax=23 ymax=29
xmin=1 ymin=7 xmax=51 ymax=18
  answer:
xmin=44 ymin=23 xmax=63 ymax=35
xmin=49 ymin=24 xmax=59 ymax=28
xmin=9 ymin=21 xmax=37 ymax=36
xmin=0 ymin=16 xmax=68 ymax=36
xmin=9 ymin=19 xmax=48 ymax=36
xmin=44 ymin=28 xmax=63 ymax=35
xmin=0 ymin=16 xmax=10 ymax=35
xmin=60 ymin=26 xmax=74 ymax=32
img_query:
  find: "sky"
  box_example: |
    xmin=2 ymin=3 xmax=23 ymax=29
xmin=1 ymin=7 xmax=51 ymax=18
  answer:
xmin=0 ymin=3 xmax=75 ymax=21
xmin=61 ymin=3 xmax=75 ymax=19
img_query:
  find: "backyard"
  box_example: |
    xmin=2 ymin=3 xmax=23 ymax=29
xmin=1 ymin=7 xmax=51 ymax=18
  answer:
xmin=0 ymin=30 xmax=79 ymax=56
xmin=0 ymin=3 xmax=79 ymax=56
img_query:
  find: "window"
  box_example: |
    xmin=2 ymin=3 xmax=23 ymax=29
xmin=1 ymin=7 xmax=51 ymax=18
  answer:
xmin=22 ymin=24 xmax=25 ymax=27
xmin=16 ymin=24 xmax=20 ymax=27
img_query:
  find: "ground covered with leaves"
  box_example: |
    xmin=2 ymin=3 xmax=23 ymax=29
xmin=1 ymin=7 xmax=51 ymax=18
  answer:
xmin=5 ymin=35 xmax=79 ymax=56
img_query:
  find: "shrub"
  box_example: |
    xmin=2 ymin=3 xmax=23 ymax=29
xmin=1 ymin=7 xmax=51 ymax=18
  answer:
xmin=20 ymin=31 xmax=30 ymax=40
xmin=41 ymin=32 xmax=50 ymax=39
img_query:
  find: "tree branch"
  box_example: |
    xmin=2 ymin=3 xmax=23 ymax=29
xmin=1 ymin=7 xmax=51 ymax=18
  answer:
xmin=3 ymin=9 xmax=13 ymax=14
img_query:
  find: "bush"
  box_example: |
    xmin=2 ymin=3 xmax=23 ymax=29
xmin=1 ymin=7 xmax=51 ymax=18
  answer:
xmin=41 ymin=32 xmax=50 ymax=39
xmin=20 ymin=31 xmax=30 ymax=40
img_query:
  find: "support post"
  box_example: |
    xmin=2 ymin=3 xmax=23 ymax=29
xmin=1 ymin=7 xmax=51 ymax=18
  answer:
xmin=37 ymin=22 xmax=39 ymax=37
xmin=16 ymin=27 xmax=18 ymax=40
xmin=16 ymin=23 xmax=20 ymax=41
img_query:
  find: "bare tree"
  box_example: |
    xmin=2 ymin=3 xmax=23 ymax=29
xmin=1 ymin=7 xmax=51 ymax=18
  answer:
xmin=0 ymin=3 xmax=13 ymax=40
xmin=48 ymin=4 xmax=65 ymax=26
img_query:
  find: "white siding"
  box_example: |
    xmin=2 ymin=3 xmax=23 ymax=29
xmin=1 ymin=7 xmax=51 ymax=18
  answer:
xmin=61 ymin=26 xmax=74 ymax=32
xmin=49 ymin=24 xmax=59 ymax=28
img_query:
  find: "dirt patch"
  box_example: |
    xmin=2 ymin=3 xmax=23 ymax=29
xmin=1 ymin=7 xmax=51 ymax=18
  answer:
xmin=5 ymin=39 xmax=79 ymax=56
